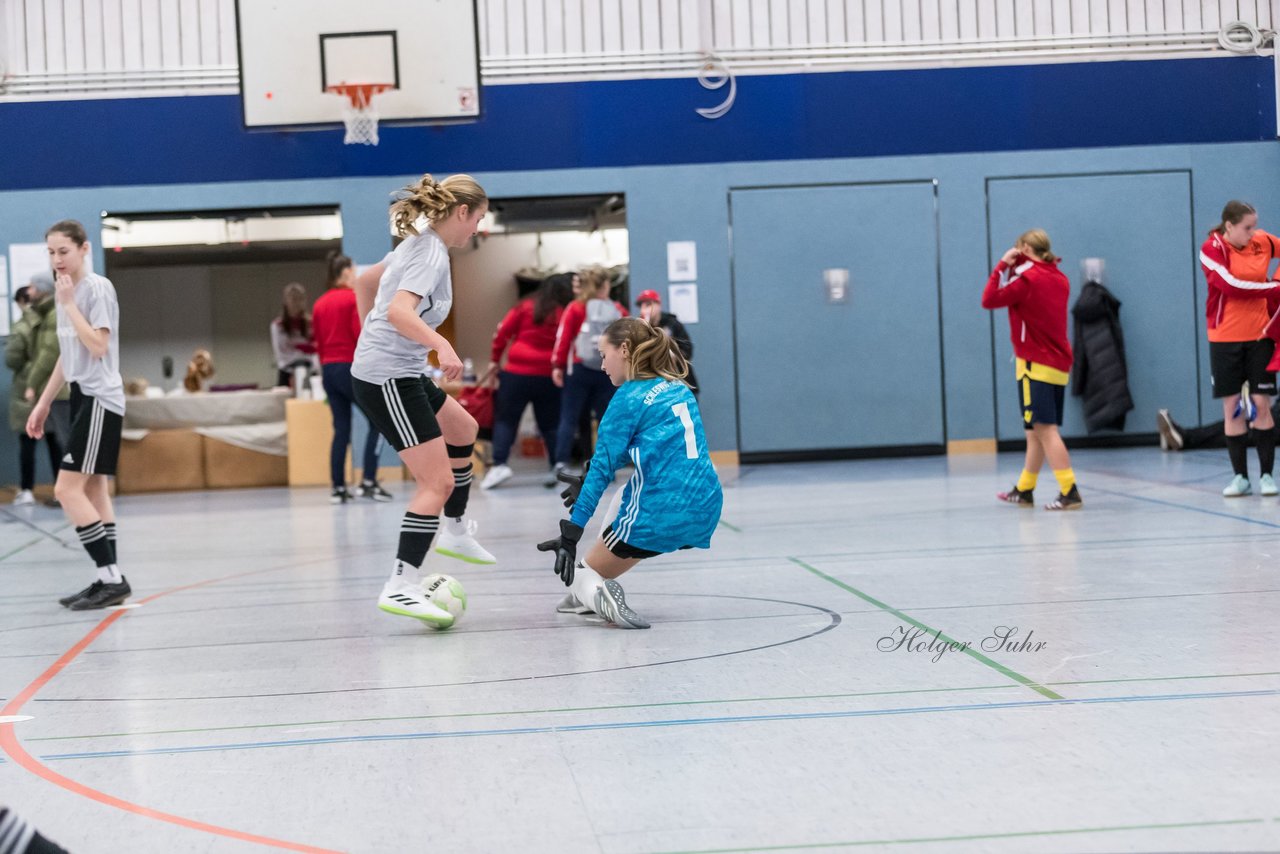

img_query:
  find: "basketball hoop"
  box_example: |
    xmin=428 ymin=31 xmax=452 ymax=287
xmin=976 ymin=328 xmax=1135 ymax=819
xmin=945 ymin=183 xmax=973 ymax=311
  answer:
xmin=326 ymin=83 xmax=392 ymax=145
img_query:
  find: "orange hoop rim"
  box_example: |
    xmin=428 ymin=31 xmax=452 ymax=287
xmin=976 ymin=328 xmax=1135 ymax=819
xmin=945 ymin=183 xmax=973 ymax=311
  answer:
xmin=325 ymin=83 xmax=393 ymax=108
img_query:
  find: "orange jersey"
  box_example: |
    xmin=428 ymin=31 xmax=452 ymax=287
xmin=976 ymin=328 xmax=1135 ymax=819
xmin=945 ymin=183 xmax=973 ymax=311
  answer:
xmin=1205 ymin=230 xmax=1280 ymax=342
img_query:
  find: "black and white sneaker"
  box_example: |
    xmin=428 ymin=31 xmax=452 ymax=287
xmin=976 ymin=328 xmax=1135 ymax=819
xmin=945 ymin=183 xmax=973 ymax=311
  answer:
xmin=58 ymin=582 xmax=99 ymax=608
xmin=1156 ymin=409 xmax=1184 ymax=451
xmin=68 ymin=577 xmax=132 ymax=610
xmin=357 ymin=480 xmax=393 ymax=502
xmin=330 ymin=486 xmax=354 ymax=504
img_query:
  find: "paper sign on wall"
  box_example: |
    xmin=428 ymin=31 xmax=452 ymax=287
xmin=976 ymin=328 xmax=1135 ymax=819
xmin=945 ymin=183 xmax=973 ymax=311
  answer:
xmin=668 ymin=283 xmax=699 ymax=324
xmin=667 ymin=241 xmax=697 ymax=282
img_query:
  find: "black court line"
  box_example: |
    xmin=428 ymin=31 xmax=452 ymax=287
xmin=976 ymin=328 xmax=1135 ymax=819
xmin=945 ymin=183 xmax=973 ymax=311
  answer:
xmin=31 ymin=595 xmax=842 ymax=703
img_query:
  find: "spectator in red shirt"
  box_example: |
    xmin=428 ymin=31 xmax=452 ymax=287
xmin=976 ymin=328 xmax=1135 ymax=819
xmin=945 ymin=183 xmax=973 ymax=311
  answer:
xmin=480 ymin=275 xmax=573 ymax=490
xmin=312 ymin=252 xmax=389 ymax=503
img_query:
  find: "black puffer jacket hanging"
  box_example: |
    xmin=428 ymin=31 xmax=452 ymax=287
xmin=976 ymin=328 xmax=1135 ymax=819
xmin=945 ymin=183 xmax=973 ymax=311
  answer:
xmin=1071 ymin=280 xmax=1134 ymax=433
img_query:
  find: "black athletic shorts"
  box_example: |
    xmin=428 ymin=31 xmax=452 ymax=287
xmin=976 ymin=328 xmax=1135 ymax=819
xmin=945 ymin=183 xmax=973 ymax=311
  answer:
xmin=352 ymin=375 xmax=448 ymax=452
xmin=1018 ymin=376 xmax=1065 ymax=429
xmin=63 ymin=383 xmax=123 ymax=476
xmin=601 ymin=524 xmax=662 ymax=559
xmin=1210 ymin=339 xmax=1277 ymax=398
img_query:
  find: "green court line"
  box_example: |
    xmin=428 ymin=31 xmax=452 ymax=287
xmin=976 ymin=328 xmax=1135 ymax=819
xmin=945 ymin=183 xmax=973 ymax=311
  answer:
xmin=717 ymin=519 xmax=742 ymax=532
xmin=28 ymin=669 xmax=1280 ymax=744
xmin=0 ymin=536 xmax=45 ymax=563
xmin=788 ymin=557 xmax=1064 ymax=700
xmin=648 ymin=818 xmax=1266 ymax=853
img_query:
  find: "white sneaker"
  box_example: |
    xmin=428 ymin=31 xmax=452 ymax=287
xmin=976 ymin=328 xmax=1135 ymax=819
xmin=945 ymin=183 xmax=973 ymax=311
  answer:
xmin=480 ymin=464 xmax=513 ymax=491
xmin=592 ymin=579 xmax=650 ymax=629
xmin=556 ymin=593 xmax=593 ymax=614
xmin=435 ymin=518 xmax=497 ymax=564
xmin=12 ymin=489 xmax=35 ymax=506
xmin=1223 ymin=474 xmax=1252 ymax=497
xmin=377 ymin=579 xmax=455 ymax=628
xmin=1261 ymin=474 xmax=1278 ymax=496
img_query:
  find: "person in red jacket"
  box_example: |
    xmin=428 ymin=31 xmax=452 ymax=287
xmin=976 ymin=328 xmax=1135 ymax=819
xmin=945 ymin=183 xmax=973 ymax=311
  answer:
xmin=479 ymin=275 xmax=573 ymax=489
xmin=312 ymin=252 xmax=389 ymax=503
xmin=1199 ymin=200 xmax=1280 ymax=497
xmin=550 ymin=266 xmax=628 ymax=470
xmin=982 ymin=229 xmax=1081 ymax=510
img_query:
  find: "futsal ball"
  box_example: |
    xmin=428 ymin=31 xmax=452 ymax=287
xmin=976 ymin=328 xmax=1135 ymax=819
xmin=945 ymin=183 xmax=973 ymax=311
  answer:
xmin=421 ymin=574 xmax=467 ymax=626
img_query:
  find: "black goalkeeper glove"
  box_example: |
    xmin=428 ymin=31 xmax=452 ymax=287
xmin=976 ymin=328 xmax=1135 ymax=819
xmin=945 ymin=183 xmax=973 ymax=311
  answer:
xmin=536 ymin=519 xmax=584 ymax=586
xmin=556 ymin=461 xmax=589 ymax=509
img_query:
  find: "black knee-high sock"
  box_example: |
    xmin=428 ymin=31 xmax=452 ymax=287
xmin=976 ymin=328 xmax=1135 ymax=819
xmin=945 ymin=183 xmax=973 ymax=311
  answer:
xmin=76 ymin=522 xmax=113 ymax=568
xmin=1255 ymin=427 xmax=1276 ymax=476
xmin=1226 ymin=434 xmax=1249 ymax=478
xmin=397 ymin=512 xmax=439 ymax=571
xmin=443 ymin=444 xmax=474 ymax=519
xmin=104 ymin=522 xmax=117 ymax=564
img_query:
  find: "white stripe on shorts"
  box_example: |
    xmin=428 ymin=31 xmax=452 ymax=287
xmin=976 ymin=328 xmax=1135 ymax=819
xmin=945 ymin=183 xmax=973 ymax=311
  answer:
xmin=381 ymin=380 xmax=418 ymax=448
xmin=84 ymin=398 xmax=104 ymax=474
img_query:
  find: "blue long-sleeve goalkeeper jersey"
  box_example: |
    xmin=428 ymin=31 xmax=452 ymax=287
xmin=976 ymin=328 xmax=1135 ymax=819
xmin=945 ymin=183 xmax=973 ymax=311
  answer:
xmin=570 ymin=377 xmax=723 ymax=553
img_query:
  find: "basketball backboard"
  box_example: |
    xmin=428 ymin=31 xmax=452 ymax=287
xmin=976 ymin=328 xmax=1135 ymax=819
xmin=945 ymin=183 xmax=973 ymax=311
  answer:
xmin=235 ymin=0 xmax=481 ymax=131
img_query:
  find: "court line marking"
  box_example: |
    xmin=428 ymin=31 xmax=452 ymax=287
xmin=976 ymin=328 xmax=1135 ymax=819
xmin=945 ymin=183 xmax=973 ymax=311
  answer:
xmin=29 ymin=688 xmax=1280 ymax=763
xmin=26 ymin=670 xmax=1280 ymax=744
xmin=0 ymin=565 xmax=345 ymax=853
xmin=788 ymin=557 xmax=1064 ymax=699
xmin=646 ymin=817 xmax=1267 ymax=853
xmin=1085 ymin=484 xmax=1280 ymax=530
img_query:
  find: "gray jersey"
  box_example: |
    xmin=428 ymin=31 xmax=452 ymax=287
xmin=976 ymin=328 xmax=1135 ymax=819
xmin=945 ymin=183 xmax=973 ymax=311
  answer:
xmin=56 ymin=273 xmax=125 ymax=415
xmin=352 ymin=230 xmax=453 ymax=384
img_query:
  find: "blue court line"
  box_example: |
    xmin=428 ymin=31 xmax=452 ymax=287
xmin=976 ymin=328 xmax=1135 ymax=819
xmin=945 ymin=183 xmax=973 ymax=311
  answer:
xmin=1086 ymin=484 xmax=1280 ymax=530
xmin=34 ymin=687 xmax=1280 ymax=763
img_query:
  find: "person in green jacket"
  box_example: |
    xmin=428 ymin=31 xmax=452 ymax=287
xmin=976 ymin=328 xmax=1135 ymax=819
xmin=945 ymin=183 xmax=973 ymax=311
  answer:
xmin=7 ymin=272 xmax=69 ymax=505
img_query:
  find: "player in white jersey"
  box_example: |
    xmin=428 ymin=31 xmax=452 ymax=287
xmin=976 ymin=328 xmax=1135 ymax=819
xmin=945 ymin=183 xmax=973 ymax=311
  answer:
xmin=26 ymin=220 xmax=130 ymax=610
xmin=350 ymin=174 xmax=495 ymax=628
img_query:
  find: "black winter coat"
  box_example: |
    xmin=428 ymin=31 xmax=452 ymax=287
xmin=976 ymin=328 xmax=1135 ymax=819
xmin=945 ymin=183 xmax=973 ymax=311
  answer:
xmin=1071 ymin=281 xmax=1134 ymax=433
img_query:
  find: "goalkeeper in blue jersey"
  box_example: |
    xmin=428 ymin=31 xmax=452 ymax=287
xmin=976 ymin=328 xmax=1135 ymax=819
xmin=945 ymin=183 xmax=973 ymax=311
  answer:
xmin=538 ymin=317 xmax=723 ymax=629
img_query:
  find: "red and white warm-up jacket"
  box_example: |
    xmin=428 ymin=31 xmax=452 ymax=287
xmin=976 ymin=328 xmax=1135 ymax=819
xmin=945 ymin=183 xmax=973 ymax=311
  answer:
xmin=981 ymin=255 xmax=1073 ymax=375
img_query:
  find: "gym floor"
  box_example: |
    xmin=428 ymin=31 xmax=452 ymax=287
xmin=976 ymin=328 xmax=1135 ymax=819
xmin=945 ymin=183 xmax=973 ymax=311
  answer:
xmin=2 ymin=448 xmax=1278 ymax=853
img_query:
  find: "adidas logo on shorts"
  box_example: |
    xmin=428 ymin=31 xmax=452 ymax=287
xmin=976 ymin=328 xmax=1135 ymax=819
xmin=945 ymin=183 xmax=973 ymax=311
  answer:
xmin=63 ymin=454 xmax=75 ymax=464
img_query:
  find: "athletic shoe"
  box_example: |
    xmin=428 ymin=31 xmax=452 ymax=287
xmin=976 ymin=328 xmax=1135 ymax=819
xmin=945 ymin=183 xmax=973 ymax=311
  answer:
xmin=58 ymin=582 xmax=99 ymax=607
xmin=436 ymin=518 xmax=497 ymax=564
xmin=357 ymin=480 xmax=393 ymax=502
xmin=1261 ymin=474 xmax=1278 ymax=496
xmin=1156 ymin=409 xmax=1184 ymax=451
xmin=556 ymin=593 xmax=593 ymax=614
xmin=592 ymin=578 xmax=650 ymax=629
xmin=480 ymin=464 xmax=513 ymax=491
xmin=1044 ymin=485 xmax=1083 ymax=511
xmin=1223 ymin=474 xmax=1252 ymax=497
xmin=996 ymin=486 xmax=1034 ymax=506
xmin=330 ymin=486 xmax=354 ymax=504
xmin=12 ymin=489 xmax=34 ymax=506
xmin=68 ymin=577 xmax=131 ymax=610
xmin=377 ymin=579 xmax=454 ymax=627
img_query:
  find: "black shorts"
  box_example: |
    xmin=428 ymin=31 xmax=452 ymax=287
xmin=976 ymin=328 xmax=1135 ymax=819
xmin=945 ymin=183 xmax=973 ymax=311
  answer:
xmin=1210 ymin=340 xmax=1277 ymax=398
xmin=352 ymin=375 xmax=448 ymax=452
xmin=1019 ymin=376 xmax=1065 ymax=429
xmin=602 ymin=524 xmax=661 ymax=560
xmin=63 ymin=384 xmax=123 ymax=476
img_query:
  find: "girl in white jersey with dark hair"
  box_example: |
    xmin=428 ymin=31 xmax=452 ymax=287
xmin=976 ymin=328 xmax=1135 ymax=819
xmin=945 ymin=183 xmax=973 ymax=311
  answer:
xmin=26 ymin=220 xmax=130 ymax=610
xmin=351 ymin=174 xmax=495 ymax=628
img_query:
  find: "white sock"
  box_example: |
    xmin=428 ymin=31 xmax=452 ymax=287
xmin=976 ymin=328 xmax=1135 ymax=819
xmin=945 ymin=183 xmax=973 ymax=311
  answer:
xmin=388 ymin=559 xmax=418 ymax=586
xmin=445 ymin=516 xmax=467 ymax=535
xmin=570 ymin=559 xmax=606 ymax=609
xmin=97 ymin=564 xmax=122 ymax=584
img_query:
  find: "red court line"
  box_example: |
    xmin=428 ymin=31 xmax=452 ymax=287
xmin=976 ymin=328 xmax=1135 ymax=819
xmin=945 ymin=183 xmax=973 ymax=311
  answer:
xmin=0 ymin=567 xmax=346 ymax=854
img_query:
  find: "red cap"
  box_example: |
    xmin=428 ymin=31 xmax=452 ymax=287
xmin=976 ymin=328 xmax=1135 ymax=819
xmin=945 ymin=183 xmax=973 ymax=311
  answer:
xmin=635 ymin=289 xmax=661 ymax=305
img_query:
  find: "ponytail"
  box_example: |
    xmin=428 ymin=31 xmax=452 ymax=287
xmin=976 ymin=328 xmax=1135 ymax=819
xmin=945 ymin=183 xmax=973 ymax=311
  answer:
xmin=602 ymin=317 xmax=690 ymax=383
xmin=326 ymin=250 xmax=353 ymax=288
xmin=1017 ymin=228 xmax=1060 ymax=264
xmin=1212 ymin=200 xmax=1256 ymax=237
xmin=389 ymin=173 xmax=487 ymax=237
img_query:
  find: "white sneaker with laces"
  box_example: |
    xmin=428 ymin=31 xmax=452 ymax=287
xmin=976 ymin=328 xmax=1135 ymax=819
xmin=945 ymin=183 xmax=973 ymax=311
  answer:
xmin=1223 ymin=474 xmax=1252 ymax=497
xmin=480 ymin=464 xmax=513 ymax=491
xmin=556 ymin=593 xmax=593 ymax=614
xmin=377 ymin=578 xmax=455 ymax=627
xmin=13 ymin=489 xmax=35 ymax=506
xmin=1261 ymin=473 xmax=1278 ymax=496
xmin=435 ymin=517 xmax=497 ymax=564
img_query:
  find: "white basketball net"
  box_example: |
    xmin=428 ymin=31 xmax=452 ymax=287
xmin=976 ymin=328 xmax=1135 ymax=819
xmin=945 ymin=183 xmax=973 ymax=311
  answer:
xmin=330 ymin=84 xmax=388 ymax=146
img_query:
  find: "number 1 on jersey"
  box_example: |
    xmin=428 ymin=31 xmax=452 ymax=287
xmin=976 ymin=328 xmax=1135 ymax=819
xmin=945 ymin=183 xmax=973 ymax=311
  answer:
xmin=671 ymin=402 xmax=698 ymax=459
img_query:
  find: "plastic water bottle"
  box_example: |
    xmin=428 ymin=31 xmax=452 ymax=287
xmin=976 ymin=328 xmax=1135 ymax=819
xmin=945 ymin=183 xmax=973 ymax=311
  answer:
xmin=462 ymin=358 xmax=476 ymax=383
